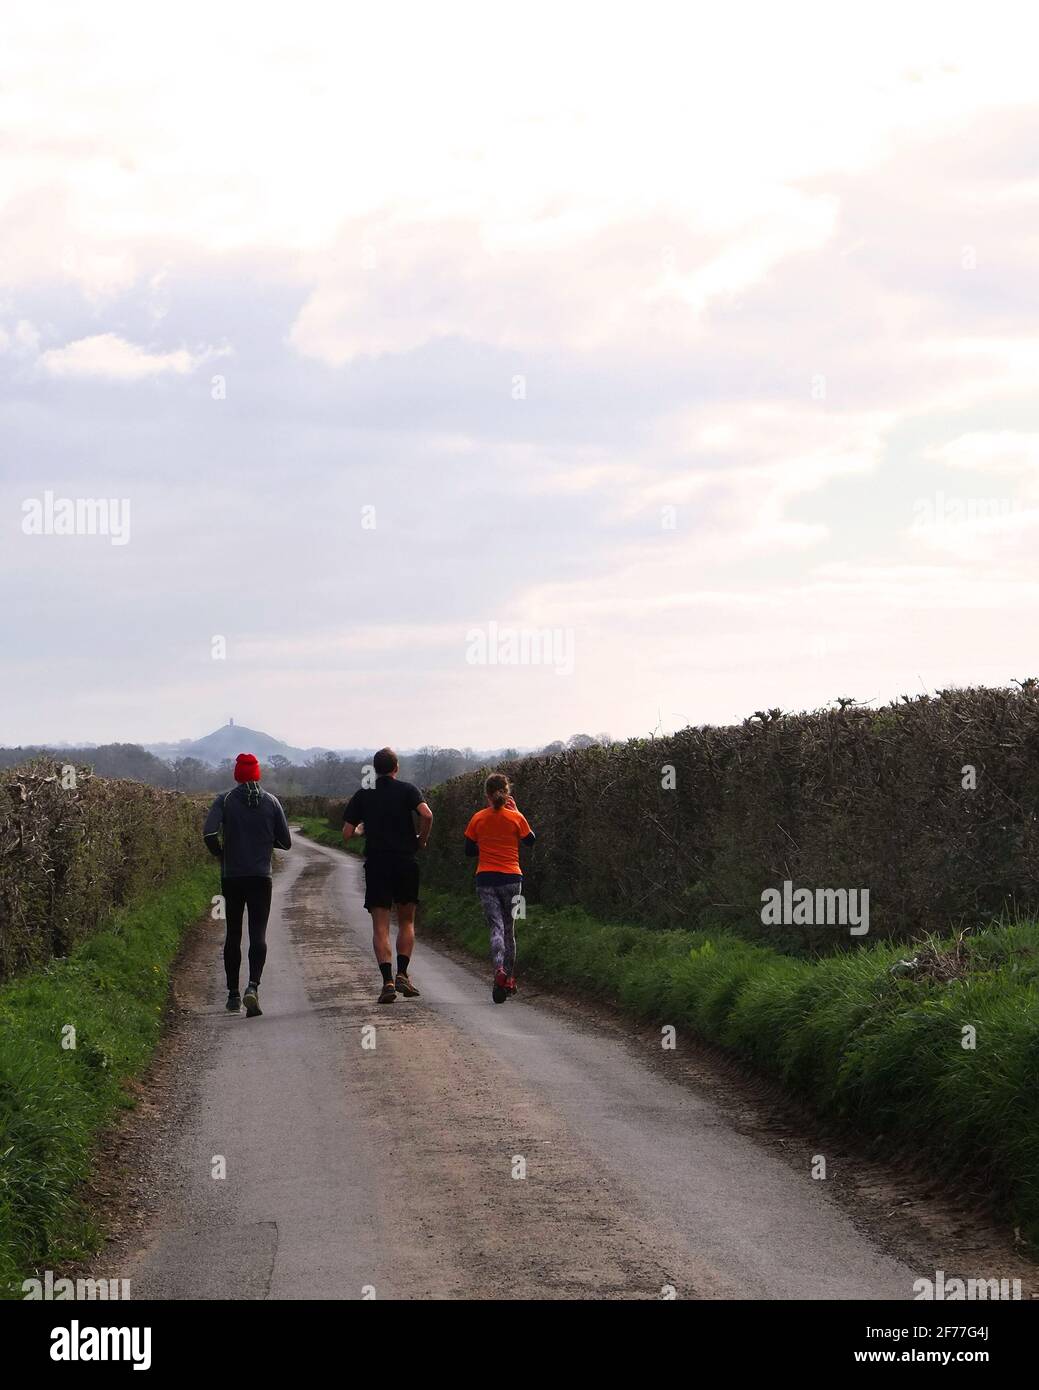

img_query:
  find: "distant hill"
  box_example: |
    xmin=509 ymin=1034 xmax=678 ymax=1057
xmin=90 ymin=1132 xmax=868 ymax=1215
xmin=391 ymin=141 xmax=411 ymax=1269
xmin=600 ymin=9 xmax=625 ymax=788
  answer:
xmin=146 ymin=722 xmax=316 ymax=766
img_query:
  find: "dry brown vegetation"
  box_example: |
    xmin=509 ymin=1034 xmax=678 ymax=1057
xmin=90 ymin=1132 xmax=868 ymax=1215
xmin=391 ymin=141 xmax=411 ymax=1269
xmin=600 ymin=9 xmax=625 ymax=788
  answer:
xmin=0 ymin=759 xmax=207 ymax=983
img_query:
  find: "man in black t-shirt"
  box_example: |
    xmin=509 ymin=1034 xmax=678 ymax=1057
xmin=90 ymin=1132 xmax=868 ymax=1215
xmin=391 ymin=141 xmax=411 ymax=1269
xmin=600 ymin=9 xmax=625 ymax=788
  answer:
xmin=343 ymin=747 xmax=433 ymax=1004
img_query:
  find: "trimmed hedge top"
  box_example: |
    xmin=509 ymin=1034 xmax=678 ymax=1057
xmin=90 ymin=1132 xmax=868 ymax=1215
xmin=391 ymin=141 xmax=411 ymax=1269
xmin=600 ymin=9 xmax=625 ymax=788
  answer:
xmin=423 ymin=685 xmax=1039 ymax=946
xmin=0 ymin=760 xmax=207 ymax=983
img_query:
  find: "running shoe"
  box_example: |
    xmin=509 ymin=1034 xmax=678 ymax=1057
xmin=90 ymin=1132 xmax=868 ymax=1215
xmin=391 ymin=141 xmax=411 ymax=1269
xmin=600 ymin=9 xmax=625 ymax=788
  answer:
xmin=505 ymin=975 xmax=518 ymax=996
xmin=395 ymin=972 xmax=420 ymax=997
xmin=243 ymin=983 xmax=262 ymax=1017
xmin=492 ymin=967 xmax=509 ymax=1005
xmin=378 ymin=979 xmax=397 ymax=1004
xmin=226 ymin=991 xmax=241 ymax=1013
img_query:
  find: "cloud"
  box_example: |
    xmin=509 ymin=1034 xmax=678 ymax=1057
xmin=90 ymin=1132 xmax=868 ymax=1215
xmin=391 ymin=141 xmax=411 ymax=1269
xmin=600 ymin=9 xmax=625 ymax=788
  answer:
xmin=6 ymin=10 xmax=1039 ymax=745
xmin=38 ymin=332 xmax=219 ymax=380
xmin=288 ymin=198 xmax=837 ymax=366
xmin=0 ymin=318 xmax=41 ymax=356
xmin=923 ymin=431 xmax=1039 ymax=477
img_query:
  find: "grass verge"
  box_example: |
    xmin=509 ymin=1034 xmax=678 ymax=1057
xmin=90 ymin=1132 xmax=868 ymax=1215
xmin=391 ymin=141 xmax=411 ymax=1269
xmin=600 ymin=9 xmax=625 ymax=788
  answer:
xmin=0 ymin=861 xmax=215 ymax=1295
xmin=421 ymin=888 xmax=1039 ymax=1246
xmin=296 ymin=816 xmax=364 ymax=855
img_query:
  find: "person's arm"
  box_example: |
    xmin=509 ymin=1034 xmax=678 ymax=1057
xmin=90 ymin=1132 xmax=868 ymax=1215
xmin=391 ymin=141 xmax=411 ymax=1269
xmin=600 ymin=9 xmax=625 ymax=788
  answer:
xmin=415 ymin=801 xmax=433 ymax=849
xmin=505 ymin=794 xmax=535 ymax=842
xmin=272 ymin=797 xmax=292 ymax=851
xmin=202 ymin=794 xmax=224 ymax=859
xmin=342 ymin=791 xmax=363 ymax=844
xmin=464 ymin=835 xmax=479 ymax=858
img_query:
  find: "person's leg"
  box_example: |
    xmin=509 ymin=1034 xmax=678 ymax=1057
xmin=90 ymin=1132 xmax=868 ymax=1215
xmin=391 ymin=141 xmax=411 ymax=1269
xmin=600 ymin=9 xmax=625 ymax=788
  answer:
xmin=364 ymin=860 xmax=393 ymax=967
xmin=478 ymin=885 xmax=508 ymax=973
xmin=244 ymin=877 xmax=273 ymax=985
xmin=395 ymin=895 xmax=417 ymax=961
xmin=395 ymin=904 xmax=416 ymax=970
xmin=389 ymin=857 xmax=420 ymax=994
xmin=365 ymin=859 xmax=397 ymax=1002
xmin=222 ymin=878 xmax=246 ymax=994
xmin=370 ymin=908 xmax=393 ymax=971
xmin=370 ymin=907 xmax=397 ymax=1003
xmin=500 ymin=882 xmax=520 ymax=978
xmin=393 ymin=901 xmax=421 ymax=995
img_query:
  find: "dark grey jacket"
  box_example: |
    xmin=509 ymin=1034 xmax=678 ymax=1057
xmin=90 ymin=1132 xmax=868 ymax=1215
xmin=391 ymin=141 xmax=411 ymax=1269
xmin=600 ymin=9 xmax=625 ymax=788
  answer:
xmin=203 ymin=785 xmax=291 ymax=878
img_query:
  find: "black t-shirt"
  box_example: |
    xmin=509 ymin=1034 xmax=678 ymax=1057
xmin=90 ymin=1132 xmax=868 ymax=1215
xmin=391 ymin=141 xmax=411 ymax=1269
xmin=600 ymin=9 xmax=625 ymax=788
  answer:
xmin=343 ymin=777 xmax=424 ymax=857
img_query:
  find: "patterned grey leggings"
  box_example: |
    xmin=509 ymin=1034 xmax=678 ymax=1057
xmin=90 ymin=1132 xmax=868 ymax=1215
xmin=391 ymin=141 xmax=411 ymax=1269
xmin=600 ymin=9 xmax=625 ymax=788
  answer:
xmin=477 ymin=880 xmax=522 ymax=974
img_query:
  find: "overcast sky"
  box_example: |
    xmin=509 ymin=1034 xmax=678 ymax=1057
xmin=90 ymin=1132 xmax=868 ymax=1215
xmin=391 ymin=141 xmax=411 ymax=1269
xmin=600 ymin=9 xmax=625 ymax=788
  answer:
xmin=3 ymin=1 xmax=1038 ymax=751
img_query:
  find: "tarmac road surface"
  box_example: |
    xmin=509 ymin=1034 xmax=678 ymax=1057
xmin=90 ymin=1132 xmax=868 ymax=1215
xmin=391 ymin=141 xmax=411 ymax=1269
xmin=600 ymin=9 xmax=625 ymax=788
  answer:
xmin=125 ymin=836 xmax=917 ymax=1300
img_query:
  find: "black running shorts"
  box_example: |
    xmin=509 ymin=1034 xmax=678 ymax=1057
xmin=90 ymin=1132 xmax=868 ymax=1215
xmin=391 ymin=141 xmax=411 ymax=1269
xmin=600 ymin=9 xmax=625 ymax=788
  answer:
xmin=363 ymin=853 xmax=420 ymax=909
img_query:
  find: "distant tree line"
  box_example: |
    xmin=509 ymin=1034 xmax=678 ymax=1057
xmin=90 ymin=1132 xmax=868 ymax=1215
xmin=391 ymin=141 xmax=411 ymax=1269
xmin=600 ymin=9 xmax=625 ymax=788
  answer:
xmin=0 ymin=735 xmax=613 ymax=797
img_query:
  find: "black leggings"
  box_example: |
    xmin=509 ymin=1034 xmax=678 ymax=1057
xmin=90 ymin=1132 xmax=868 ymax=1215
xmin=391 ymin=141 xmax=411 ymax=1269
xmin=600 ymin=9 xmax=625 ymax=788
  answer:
xmin=222 ymin=876 xmax=273 ymax=990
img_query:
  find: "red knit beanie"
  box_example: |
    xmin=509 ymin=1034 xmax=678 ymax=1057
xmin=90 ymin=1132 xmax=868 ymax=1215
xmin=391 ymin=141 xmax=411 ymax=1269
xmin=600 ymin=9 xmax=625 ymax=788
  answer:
xmin=234 ymin=753 xmax=261 ymax=782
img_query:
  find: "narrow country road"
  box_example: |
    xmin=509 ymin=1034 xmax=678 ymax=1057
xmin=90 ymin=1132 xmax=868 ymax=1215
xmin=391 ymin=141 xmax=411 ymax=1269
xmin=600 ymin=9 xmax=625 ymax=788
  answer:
xmin=123 ymin=836 xmax=918 ymax=1300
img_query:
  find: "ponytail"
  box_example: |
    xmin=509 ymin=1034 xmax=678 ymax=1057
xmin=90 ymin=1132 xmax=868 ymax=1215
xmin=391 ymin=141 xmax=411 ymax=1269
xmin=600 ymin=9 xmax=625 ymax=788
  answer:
xmin=485 ymin=772 xmax=510 ymax=810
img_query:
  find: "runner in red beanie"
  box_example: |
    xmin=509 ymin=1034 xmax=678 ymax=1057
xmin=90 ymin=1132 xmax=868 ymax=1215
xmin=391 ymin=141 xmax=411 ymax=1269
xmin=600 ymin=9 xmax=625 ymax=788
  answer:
xmin=203 ymin=752 xmax=291 ymax=1017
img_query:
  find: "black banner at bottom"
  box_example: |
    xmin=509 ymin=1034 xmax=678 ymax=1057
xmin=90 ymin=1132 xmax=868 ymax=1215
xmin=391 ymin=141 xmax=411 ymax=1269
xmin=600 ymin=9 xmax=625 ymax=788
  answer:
xmin=1 ymin=1297 xmax=1029 ymax=1373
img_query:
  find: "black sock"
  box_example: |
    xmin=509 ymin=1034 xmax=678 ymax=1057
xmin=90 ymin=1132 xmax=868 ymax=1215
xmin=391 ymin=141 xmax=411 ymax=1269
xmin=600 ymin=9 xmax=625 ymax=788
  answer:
xmin=379 ymin=961 xmax=393 ymax=984
xmin=397 ymin=954 xmax=410 ymax=976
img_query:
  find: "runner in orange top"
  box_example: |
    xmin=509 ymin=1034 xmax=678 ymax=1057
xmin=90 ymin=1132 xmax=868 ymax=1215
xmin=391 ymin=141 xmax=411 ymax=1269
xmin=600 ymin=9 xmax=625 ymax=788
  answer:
xmin=463 ymin=773 xmax=536 ymax=1003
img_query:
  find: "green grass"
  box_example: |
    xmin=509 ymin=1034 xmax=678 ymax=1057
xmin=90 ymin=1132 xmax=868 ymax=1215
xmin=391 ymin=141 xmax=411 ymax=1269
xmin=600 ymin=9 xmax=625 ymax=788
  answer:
xmin=0 ymin=861 xmax=215 ymax=1295
xmin=420 ymin=889 xmax=1039 ymax=1245
xmin=296 ymin=815 xmax=365 ymax=855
